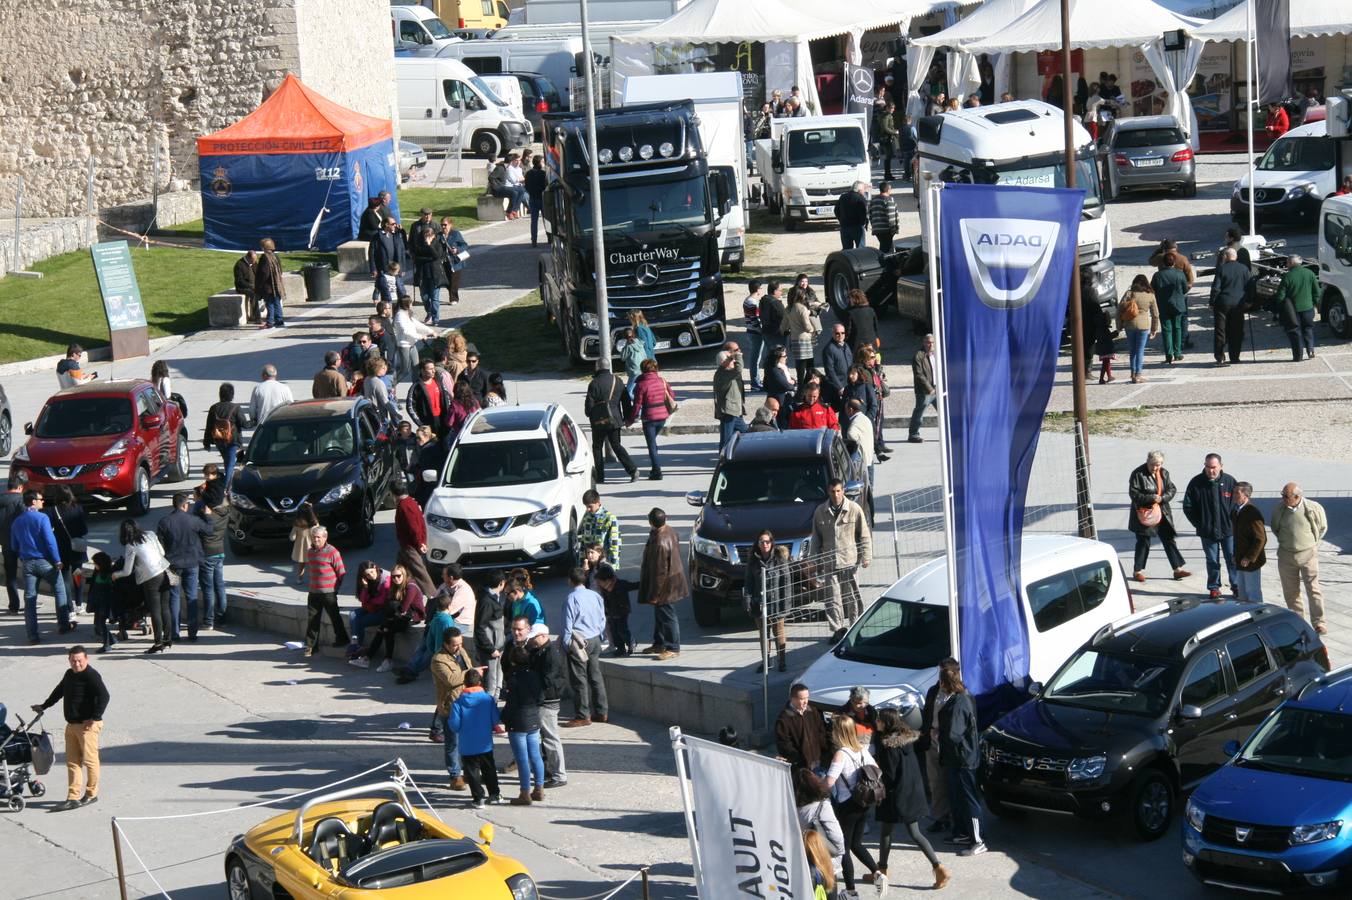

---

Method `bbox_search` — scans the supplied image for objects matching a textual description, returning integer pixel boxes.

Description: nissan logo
[636,262,661,287]
[58,467,71,477]
[280,498,294,508]
[1023,757,1035,771]
[484,520,499,531]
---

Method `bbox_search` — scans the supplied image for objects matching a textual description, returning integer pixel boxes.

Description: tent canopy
[962,0,1204,54]
[1195,0,1352,41]
[618,0,954,43]
[912,0,1037,47]
[198,73,391,155]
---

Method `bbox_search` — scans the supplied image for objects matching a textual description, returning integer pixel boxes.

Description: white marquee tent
[1194,0,1352,42]
[909,0,1037,116]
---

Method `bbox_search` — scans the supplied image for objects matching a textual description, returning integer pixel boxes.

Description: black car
[504,71,562,142]
[228,399,396,552]
[981,600,1329,841]
[684,428,871,627]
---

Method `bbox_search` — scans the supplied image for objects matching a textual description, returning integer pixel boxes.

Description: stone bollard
[336,240,370,275]
[476,193,508,222]
[207,292,246,327]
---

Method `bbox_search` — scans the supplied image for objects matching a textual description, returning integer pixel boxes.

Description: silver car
[1101,115,1196,199]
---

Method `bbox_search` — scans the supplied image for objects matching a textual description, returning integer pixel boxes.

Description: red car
[12,379,189,515]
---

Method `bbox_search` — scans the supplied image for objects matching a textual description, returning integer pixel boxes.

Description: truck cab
[755,115,871,231]
[391,5,462,56]
[1318,194,1352,338]
[538,100,726,363]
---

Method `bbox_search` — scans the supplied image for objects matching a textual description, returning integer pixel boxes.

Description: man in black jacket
[457,352,490,406]
[368,217,409,303]
[1182,453,1239,599]
[774,683,830,770]
[1209,247,1252,365]
[585,364,637,483]
[833,182,869,250]
[528,623,569,788]
[33,645,110,810]
[473,570,507,700]
[156,492,212,642]
[233,249,259,323]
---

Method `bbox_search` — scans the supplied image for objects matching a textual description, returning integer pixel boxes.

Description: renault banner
[673,730,812,900]
[936,183,1083,702]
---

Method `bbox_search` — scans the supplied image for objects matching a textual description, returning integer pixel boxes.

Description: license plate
[814,206,833,215]
[655,340,672,351]
[1135,157,1165,167]
[481,543,509,552]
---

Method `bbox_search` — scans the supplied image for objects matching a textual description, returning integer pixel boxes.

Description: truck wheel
[473,130,502,159]
[782,209,797,232]
[560,309,584,367]
[693,592,722,628]
[825,260,862,313]
[1324,290,1350,338]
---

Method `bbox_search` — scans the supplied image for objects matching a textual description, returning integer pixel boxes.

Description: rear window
[1227,632,1273,688]
[1025,561,1113,633]
[1113,127,1185,148]
[1263,620,1308,665]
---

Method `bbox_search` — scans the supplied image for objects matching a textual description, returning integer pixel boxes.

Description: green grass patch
[461,291,577,375]
[0,244,332,365]
[391,186,483,225]
[1043,407,1149,435]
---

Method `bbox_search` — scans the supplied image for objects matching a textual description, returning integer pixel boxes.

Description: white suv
[422,404,593,572]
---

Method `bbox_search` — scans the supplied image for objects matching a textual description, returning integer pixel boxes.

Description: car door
[442,77,485,151]
[1172,647,1239,787]
[135,388,167,475]
[357,408,389,499]
[1223,630,1286,740]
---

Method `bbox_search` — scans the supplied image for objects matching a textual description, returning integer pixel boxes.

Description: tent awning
[616,0,961,44]
[961,0,1204,54]
[1194,0,1352,41]
[198,74,392,156]
[912,0,1037,47]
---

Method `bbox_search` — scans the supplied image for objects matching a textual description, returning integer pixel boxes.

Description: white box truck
[754,114,871,231]
[394,57,533,158]
[621,72,749,272]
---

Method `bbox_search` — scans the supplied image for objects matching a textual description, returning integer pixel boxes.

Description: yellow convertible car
[224,781,537,898]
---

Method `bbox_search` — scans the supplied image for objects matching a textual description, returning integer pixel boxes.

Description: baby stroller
[0,703,54,811]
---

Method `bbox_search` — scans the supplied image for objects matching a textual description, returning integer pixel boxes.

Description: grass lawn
[461,291,578,375]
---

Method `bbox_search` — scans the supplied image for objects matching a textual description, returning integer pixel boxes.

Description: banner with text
[844,63,876,140]
[937,183,1082,702]
[681,734,812,900]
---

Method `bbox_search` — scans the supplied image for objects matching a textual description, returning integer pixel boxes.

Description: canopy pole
[1246,0,1257,238]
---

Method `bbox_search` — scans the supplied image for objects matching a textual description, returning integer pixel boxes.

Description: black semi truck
[538,100,728,364]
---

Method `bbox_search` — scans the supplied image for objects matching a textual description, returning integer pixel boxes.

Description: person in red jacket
[393,480,435,597]
[787,383,841,432]
[1265,102,1290,138]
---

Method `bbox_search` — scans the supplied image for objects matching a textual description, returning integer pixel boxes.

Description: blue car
[1182,664,1352,894]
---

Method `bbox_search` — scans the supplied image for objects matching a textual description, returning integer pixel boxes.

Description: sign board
[844,63,876,140]
[90,240,150,360]
[652,41,766,113]
[1188,46,1233,132]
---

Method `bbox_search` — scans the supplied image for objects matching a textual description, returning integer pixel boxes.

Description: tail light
[1114,153,1129,167]
[457,17,466,27]
[1171,148,1194,162]
[536,100,549,113]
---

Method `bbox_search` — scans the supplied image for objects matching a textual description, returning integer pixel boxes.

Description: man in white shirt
[250,364,293,425]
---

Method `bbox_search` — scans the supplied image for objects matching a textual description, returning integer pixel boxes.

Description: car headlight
[318,482,354,505]
[427,512,456,531]
[693,535,727,560]
[579,312,599,331]
[695,297,720,321]
[13,445,28,462]
[1290,821,1343,845]
[1094,267,1116,292]
[231,493,259,511]
[1067,755,1107,781]
[1232,184,1242,198]
[1185,798,1205,832]
[1288,182,1317,197]
[100,459,125,479]
[103,437,130,458]
[506,874,539,900]
[528,504,562,527]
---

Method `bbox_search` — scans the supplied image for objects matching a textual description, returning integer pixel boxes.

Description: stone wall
[0,0,396,221]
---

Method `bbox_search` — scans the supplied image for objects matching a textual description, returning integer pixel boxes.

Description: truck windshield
[423,17,454,40]
[973,155,1103,207]
[576,175,709,233]
[1258,136,1334,172]
[786,128,866,167]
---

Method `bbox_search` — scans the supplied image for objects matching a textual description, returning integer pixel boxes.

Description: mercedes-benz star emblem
[636,262,661,287]
[851,67,873,95]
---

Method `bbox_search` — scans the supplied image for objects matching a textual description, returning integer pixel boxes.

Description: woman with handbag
[1128,450,1191,582]
[362,563,425,673]
[856,345,890,456]
[626,358,677,481]
[1119,274,1160,384]
[822,714,882,893]
[113,518,173,653]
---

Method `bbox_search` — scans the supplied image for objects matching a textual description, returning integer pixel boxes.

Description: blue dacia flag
[937,182,1083,703]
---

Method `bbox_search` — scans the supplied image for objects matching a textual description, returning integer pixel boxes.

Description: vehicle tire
[782,211,797,232]
[28,781,44,797]
[825,259,862,313]
[473,130,502,160]
[692,592,722,628]
[1324,289,1350,338]
[1182,179,1197,198]
[357,499,376,549]
[0,411,10,457]
[983,789,1021,819]
[226,857,251,900]
[127,467,152,517]
[7,795,24,812]
[561,308,584,367]
[550,514,578,576]
[228,537,254,557]
[1128,769,1173,841]
[729,260,742,274]
[168,431,191,482]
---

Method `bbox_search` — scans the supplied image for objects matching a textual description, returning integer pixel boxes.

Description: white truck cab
[755,114,871,231]
[391,5,462,56]
[916,100,1117,310]
[1317,193,1352,339]
[394,57,533,158]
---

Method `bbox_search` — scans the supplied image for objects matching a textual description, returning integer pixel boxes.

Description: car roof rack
[1295,663,1352,701]
[1091,598,1190,646]
[1181,610,1256,656]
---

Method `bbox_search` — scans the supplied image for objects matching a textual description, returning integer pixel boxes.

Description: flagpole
[922,175,960,664]
[1246,0,1258,238]
[668,727,706,888]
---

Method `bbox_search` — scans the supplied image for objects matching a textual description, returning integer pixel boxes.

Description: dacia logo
[958,218,1061,310]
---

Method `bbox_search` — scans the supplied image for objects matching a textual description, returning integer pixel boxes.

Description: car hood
[1236,169,1325,191]
[799,648,939,711]
[696,501,815,544]
[427,484,560,518]
[1192,763,1352,825]
[22,434,129,466]
[986,698,1158,756]
[233,459,356,499]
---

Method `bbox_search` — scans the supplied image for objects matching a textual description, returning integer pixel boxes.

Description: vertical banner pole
[922,176,960,662]
[1246,0,1257,238]
[111,819,130,900]
[668,727,706,891]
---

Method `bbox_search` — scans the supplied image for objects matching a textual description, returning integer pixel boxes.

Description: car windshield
[709,460,829,506]
[424,16,454,39]
[973,155,1103,207]
[445,439,557,488]
[1258,136,1334,171]
[1237,708,1352,782]
[1043,649,1177,716]
[1114,127,1185,148]
[786,127,866,167]
[35,397,133,438]
[249,419,355,465]
[576,175,710,234]
[836,597,951,669]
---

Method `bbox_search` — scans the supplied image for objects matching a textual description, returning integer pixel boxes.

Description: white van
[1318,194,1352,339]
[1232,120,1338,230]
[798,535,1134,715]
[391,6,462,56]
[439,36,584,108]
[477,73,525,122]
[394,57,533,158]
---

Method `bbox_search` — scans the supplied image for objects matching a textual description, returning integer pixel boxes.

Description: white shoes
[874,871,888,895]
[348,657,370,669]
[376,659,393,673]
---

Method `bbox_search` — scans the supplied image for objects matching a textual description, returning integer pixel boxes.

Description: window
[481,0,494,15]
[496,0,510,17]
[1026,561,1114,633]
[1227,633,1273,688]
[443,79,482,110]
[462,56,503,76]
[1113,127,1186,148]
[1258,136,1335,172]
[445,439,557,487]
[518,77,538,101]
[1263,620,1307,666]
[136,390,160,416]
[36,397,133,438]
[837,597,951,669]
[555,420,577,462]
[1180,650,1226,709]
[709,460,829,507]
[1324,212,1352,266]
[1043,649,1175,716]
[357,412,375,448]
[399,21,428,44]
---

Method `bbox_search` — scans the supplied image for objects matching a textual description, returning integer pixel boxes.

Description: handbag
[53,508,87,558]
[588,376,617,428]
[663,380,679,414]
[1135,468,1163,528]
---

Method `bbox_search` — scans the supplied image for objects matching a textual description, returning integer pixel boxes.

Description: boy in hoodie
[448,668,503,807]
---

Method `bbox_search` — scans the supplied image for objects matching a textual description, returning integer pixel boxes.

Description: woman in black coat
[1127,450,1190,582]
[412,228,450,324]
[42,483,87,618]
[873,707,948,890]
[500,640,546,805]
[845,290,880,353]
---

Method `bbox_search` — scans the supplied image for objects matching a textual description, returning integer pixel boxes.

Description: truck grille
[606,256,703,308]
[806,186,850,199]
[1077,242,1101,265]
[1201,816,1290,852]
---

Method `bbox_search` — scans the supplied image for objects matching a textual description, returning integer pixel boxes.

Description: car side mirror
[1223,739,1241,757]
[1027,681,1043,697]
[421,468,438,483]
[24,422,32,435]
[844,480,864,499]
[478,823,494,847]
[1179,704,1203,720]
[564,460,587,476]
[685,490,706,507]
[141,413,164,429]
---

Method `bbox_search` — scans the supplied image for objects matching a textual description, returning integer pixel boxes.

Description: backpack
[209,405,234,444]
[848,752,886,808]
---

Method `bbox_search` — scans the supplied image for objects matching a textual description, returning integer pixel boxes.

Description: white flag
[681,734,814,900]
